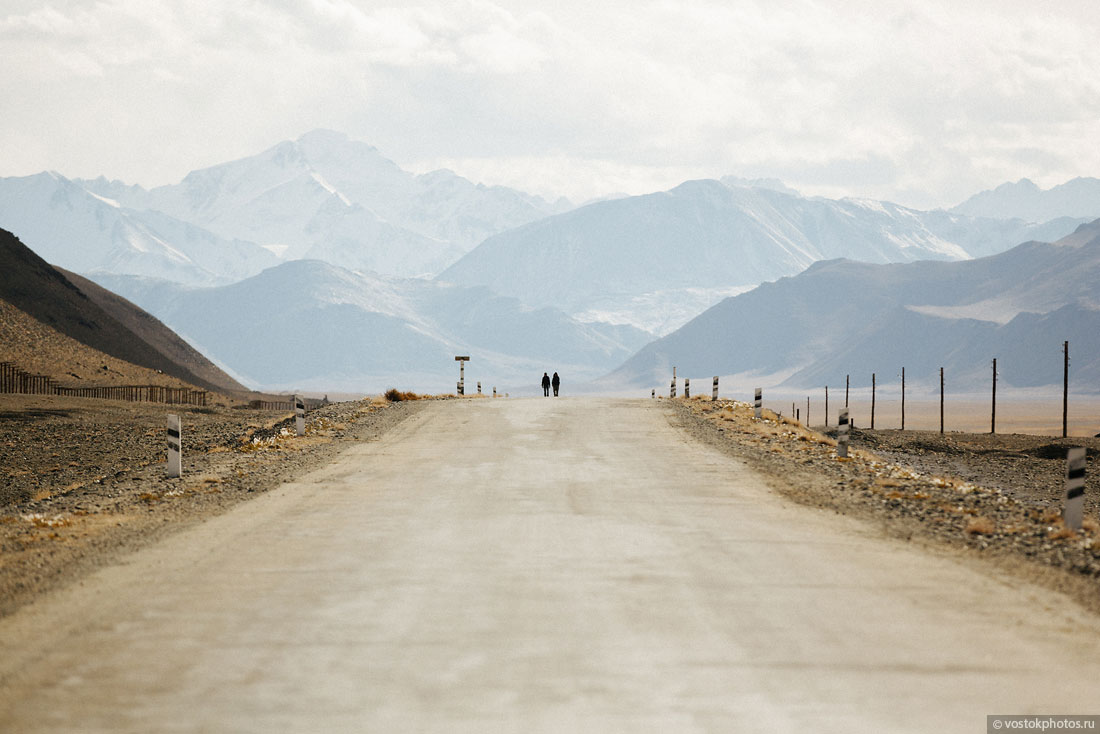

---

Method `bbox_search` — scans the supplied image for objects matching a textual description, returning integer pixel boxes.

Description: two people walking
[541,372,560,397]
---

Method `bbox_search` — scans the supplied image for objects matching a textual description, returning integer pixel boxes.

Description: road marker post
[455,355,469,395]
[754,388,762,419]
[166,414,182,478]
[670,367,677,398]
[295,395,305,436]
[477,381,482,395]
[684,378,690,398]
[837,409,850,458]
[1064,447,1086,531]
[712,376,719,401]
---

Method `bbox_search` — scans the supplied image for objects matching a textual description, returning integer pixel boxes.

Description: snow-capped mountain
[79,129,572,278]
[952,178,1100,223]
[90,260,649,392]
[439,178,1084,335]
[608,220,1100,392]
[0,172,277,285]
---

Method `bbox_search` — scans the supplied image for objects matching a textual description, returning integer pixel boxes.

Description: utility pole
[901,367,906,431]
[1063,341,1070,438]
[937,367,946,435]
[871,372,876,430]
[991,358,997,434]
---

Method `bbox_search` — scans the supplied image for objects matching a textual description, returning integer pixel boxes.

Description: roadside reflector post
[838,409,850,458]
[477,381,482,395]
[670,367,677,398]
[166,414,181,478]
[295,395,305,436]
[754,388,762,419]
[652,388,656,399]
[712,376,718,401]
[684,378,690,399]
[493,387,497,397]
[455,355,470,396]
[1064,447,1086,531]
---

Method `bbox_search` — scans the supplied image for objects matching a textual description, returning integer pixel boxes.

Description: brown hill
[0,227,247,395]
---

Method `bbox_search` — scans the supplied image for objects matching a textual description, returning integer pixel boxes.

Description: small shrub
[384,388,420,402]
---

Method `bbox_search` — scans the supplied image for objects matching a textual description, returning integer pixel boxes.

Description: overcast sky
[3,0,1099,209]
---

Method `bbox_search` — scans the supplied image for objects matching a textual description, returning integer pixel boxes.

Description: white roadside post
[493,387,497,398]
[166,414,182,478]
[295,395,305,437]
[651,388,656,399]
[754,388,763,419]
[684,378,690,399]
[712,376,719,401]
[1064,447,1087,531]
[455,355,470,395]
[670,367,677,398]
[477,381,482,395]
[838,409,850,458]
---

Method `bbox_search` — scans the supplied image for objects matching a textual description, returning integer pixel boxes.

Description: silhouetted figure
[541,372,551,397]
[552,372,560,397]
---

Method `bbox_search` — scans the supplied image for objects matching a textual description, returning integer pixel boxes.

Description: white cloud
[1,0,1099,208]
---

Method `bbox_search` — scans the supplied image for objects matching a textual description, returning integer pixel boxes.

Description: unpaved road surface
[2,398,1099,732]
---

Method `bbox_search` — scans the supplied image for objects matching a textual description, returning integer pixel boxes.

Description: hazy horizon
[3,1,1100,210]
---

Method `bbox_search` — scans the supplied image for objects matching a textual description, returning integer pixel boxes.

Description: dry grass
[384,388,422,402]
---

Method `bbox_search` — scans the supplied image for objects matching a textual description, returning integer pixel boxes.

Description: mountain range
[952,177,1100,223]
[78,129,571,278]
[609,220,1100,393]
[91,261,649,392]
[441,178,1085,334]
[4,130,1100,394]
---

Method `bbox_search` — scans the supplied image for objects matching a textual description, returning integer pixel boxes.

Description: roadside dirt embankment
[0,394,426,617]
[670,397,1100,614]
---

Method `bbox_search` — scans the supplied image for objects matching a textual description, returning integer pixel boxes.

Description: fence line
[1,361,207,406]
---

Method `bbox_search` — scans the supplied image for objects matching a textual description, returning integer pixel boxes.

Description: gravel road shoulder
[668,397,1100,615]
[0,394,426,618]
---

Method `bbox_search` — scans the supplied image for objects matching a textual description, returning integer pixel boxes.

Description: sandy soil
[670,397,1100,614]
[0,393,426,617]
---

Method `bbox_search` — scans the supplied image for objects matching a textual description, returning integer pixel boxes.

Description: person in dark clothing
[551,372,560,397]
[541,372,551,397]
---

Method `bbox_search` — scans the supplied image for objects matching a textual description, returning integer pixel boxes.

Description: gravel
[668,397,1100,615]
[0,394,425,617]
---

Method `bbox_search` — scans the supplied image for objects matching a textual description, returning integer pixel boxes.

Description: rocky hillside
[0,227,247,395]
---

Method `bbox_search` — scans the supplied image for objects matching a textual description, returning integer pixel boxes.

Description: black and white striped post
[493,387,497,398]
[166,414,181,478]
[670,367,677,398]
[295,395,305,436]
[455,355,469,395]
[477,381,482,395]
[684,378,690,399]
[754,388,762,419]
[1064,447,1086,531]
[837,409,850,458]
[652,388,656,399]
[712,376,719,401]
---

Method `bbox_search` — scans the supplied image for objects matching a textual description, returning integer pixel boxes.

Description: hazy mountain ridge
[608,220,1100,392]
[0,172,278,286]
[440,178,1086,335]
[952,177,1100,223]
[91,260,650,392]
[77,130,571,277]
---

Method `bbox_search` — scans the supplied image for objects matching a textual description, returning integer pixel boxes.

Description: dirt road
[2,398,1099,732]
